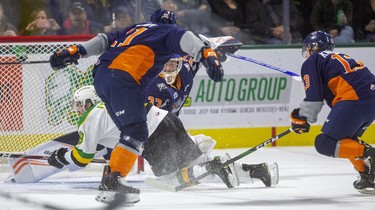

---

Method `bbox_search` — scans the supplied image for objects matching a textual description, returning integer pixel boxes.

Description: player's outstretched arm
[49,33,109,70]
[179,31,224,82]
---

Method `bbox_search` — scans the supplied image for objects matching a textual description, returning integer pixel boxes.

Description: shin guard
[337,138,365,172]
[109,145,137,177]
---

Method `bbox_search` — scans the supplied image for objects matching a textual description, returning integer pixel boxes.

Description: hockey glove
[290,108,310,134]
[49,45,87,71]
[201,48,224,82]
[48,148,70,169]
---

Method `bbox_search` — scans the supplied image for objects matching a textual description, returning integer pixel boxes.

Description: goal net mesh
[0,37,97,153]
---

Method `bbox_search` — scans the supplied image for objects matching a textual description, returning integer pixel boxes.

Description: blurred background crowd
[0,0,374,45]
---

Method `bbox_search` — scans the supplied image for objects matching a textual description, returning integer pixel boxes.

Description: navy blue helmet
[150,9,176,24]
[302,31,335,57]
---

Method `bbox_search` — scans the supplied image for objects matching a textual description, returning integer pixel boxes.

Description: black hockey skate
[363,146,375,183]
[205,156,238,188]
[242,163,272,187]
[95,165,140,205]
[354,172,375,195]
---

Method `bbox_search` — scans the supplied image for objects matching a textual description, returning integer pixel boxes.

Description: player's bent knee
[314,134,337,157]
[120,121,148,142]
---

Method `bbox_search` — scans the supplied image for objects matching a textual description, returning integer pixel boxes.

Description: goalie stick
[145,128,292,192]
[0,152,107,164]
[0,189,129,210]
[0,190,65,210]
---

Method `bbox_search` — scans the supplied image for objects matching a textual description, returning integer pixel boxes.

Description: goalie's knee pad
[315,134,338,157]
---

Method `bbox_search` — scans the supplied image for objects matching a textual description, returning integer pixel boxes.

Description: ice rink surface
[1,146,374,210]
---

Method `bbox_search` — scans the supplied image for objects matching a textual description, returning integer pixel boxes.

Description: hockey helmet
[150,9,176,24]
[302,31,335,58]
[160,54,182,84]
[73,85,101,112]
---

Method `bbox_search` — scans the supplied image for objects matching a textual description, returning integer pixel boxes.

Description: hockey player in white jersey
[7,85,279,205]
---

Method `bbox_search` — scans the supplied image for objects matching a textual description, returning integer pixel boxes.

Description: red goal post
[0,35,144,173]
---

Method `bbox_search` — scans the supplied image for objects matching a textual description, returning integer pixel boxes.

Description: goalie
[6,85,279,205]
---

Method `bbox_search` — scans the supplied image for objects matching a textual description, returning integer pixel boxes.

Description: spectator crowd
[0,0,374,44]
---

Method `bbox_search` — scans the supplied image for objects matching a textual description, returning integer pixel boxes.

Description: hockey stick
[198,34,301,81]
[145,128,292,192]
[226,53,302,81]
[0,60,50,65]
[0,190,66,210]
[0,152,107,164]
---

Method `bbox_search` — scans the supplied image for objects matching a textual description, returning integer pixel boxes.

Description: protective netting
[0,40,97,152]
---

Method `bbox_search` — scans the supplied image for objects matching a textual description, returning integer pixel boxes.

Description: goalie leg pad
[191,134,216,155]
[143,112,202,176]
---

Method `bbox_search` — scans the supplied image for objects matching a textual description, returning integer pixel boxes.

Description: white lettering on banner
[191,74,291,105]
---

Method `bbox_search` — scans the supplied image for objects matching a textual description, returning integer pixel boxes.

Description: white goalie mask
[73,85,101,112]
[159,54,182,84]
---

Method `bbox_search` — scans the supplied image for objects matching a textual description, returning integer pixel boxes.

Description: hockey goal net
[0,36,144,173]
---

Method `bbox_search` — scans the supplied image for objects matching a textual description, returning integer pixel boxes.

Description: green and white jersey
[66,102,168,167]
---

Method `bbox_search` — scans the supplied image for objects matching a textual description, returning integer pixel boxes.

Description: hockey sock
[176,165,214,185]
[109,145,137,177]
[337,138,365,172]
[176,167,197,185]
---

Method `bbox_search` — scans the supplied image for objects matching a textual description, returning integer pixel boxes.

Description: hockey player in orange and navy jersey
[290,31,375,194]
[49,9,224,204]
[146,54,198,115]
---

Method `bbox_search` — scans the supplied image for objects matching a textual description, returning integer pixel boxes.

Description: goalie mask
[159,54,182,84]
[73,85,101,113]
[302,30,335,58]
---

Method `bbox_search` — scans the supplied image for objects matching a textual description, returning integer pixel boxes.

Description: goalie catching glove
[290,108,310,134]
[201,47,224,82]
[49,45,87,70]
[48,148,70,169]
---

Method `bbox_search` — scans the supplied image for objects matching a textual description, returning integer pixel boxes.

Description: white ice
[1,147,374,210]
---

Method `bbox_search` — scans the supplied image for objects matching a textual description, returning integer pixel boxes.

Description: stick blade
[292,75,302,81]
[144,177,178,192]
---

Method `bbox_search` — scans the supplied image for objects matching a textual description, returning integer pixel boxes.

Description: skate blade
[358,188,375,195]
[95,191,140,205]
[144,177,178,192]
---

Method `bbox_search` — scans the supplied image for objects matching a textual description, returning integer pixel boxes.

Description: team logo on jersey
[157,83,167,91]
[371,84,375,91]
